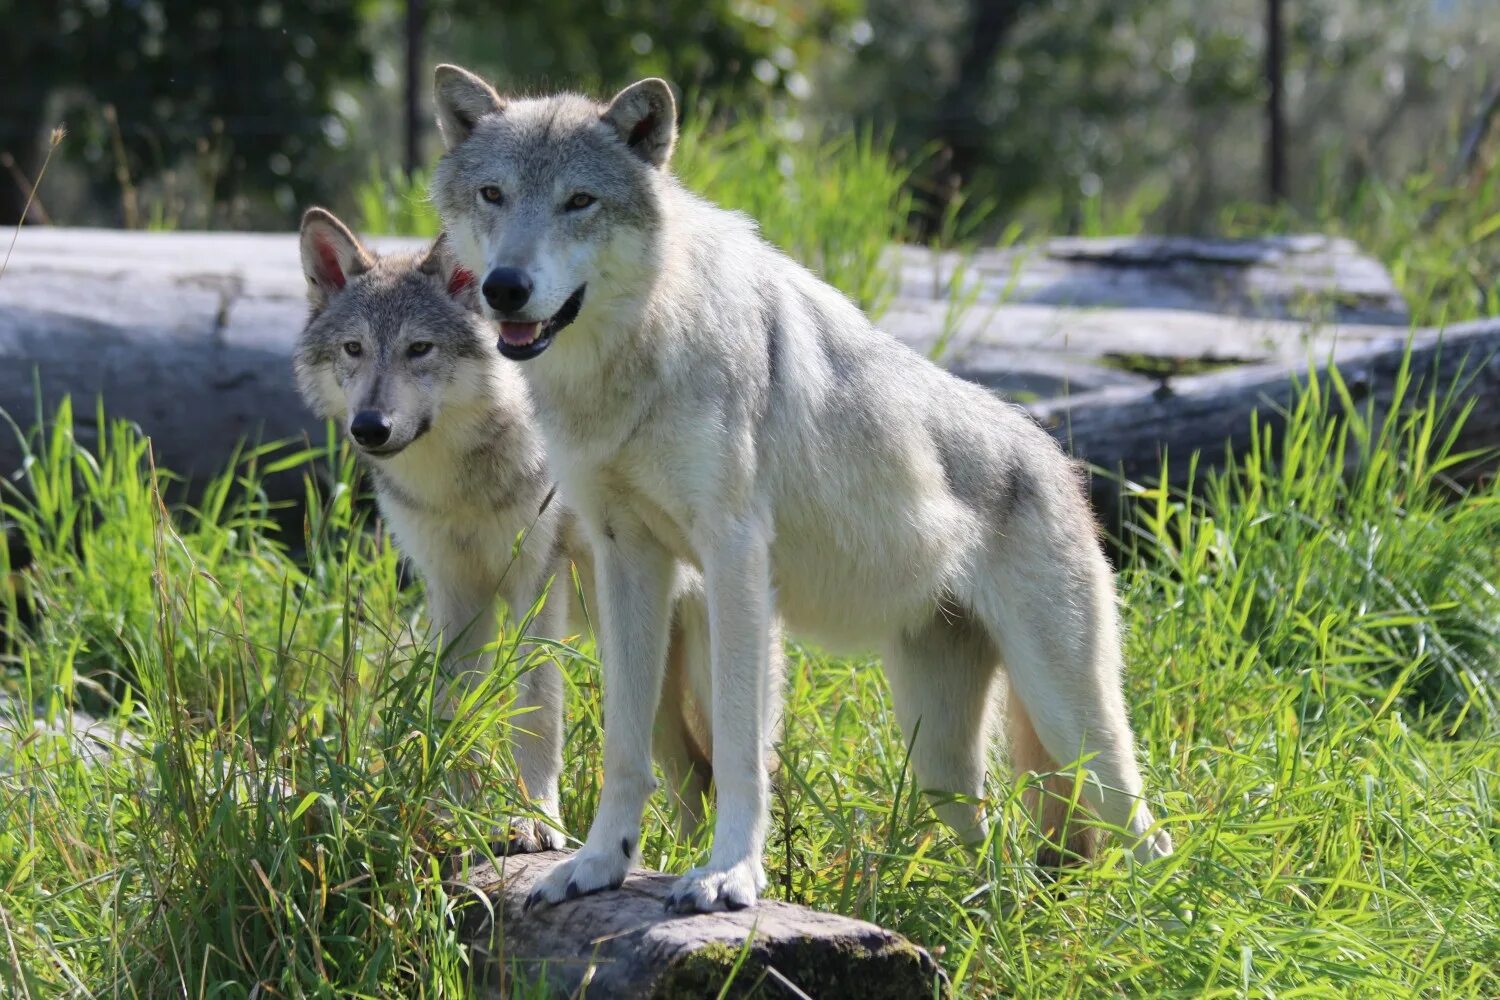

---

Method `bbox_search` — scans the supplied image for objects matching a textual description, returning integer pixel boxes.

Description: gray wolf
[293,208,717,848]
[430,65,1175,912]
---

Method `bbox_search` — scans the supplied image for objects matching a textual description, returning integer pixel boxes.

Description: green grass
[2,342,1497,996]
[355,158,441,240]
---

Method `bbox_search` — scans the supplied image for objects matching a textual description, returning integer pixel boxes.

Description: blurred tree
[832,0,1495,234]
[1266,0,1286,201]
[372,0,862,194]
[922,0,1043,234]
[0,0,368,226]
[427,0,858,108]
[834,0,1261,231]
[5,0,1494,234]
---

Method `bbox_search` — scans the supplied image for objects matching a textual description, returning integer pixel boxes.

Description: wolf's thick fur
[293,210,716,847]
[431,66,1174,912]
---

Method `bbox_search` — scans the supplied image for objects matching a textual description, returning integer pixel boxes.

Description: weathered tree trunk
[920,0,1038,236]
[404,0,427,177]
[0,229,426,515]
[455,851,949,999]
[1265,0,1288,202]
[1030,319,1500,538]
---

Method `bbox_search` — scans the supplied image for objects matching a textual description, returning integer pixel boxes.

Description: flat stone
[459,850,949,998]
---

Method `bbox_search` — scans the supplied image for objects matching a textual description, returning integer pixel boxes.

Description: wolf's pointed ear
[434,64,505,149]
[602,78,677,168]
[300,208,373,307]
[419,235,480,309]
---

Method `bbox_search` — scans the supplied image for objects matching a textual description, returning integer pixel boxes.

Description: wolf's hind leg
[653,596,713,840]
[971,540,1172,863]
[882,603,1003,845]
[1007,692,1098,866]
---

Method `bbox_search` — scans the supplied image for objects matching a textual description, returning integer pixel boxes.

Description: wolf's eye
[479,185,503,204]
[342,341,362,357]
[407,341,433,358]
[565,192,596,211]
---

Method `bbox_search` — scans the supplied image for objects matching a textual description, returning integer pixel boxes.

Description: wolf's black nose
[350,410,393,447]
[482,267,533,313]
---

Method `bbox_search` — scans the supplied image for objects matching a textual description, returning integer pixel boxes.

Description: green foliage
[429,0,860,108]
[355,159,440,237]
[834,0,1500,236]
[3,342,1496,995]
[676,118,913,313]
[1,409,566,996]
[9,0,1500,237]
[0,0,367,225]
[1126,356,1500,730]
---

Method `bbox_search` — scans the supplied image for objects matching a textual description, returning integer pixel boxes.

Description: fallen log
[454,850,949,999]
[888,234,1409,324]
[0,228,1414,505]
[1028,319,1500,537]
[0,229,424,515]
[2,229,1492,539]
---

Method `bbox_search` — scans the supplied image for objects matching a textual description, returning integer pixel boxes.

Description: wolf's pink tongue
[499,321,541,346]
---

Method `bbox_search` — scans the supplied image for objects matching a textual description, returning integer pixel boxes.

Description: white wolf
[430,65,1175,912]
[293,208,717,849]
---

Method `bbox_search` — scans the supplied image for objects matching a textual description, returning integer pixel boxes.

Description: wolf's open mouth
[497,284,586,361]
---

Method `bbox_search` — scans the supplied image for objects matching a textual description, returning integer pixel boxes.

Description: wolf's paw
[664,859,766,913]
[1132,828,1174,864]
[524,846,629,909]
[495,814,568,855]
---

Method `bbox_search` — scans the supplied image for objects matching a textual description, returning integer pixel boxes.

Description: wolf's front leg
[666,517,774,912]
[501,569,569,852]
[426,581,502,718]
[527,521,676,906]
[427,578,563,852]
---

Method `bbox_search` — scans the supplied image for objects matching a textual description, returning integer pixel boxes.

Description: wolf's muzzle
[496,284,586,361]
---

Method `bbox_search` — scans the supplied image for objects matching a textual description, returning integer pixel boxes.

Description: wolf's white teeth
[499,321,541,345]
